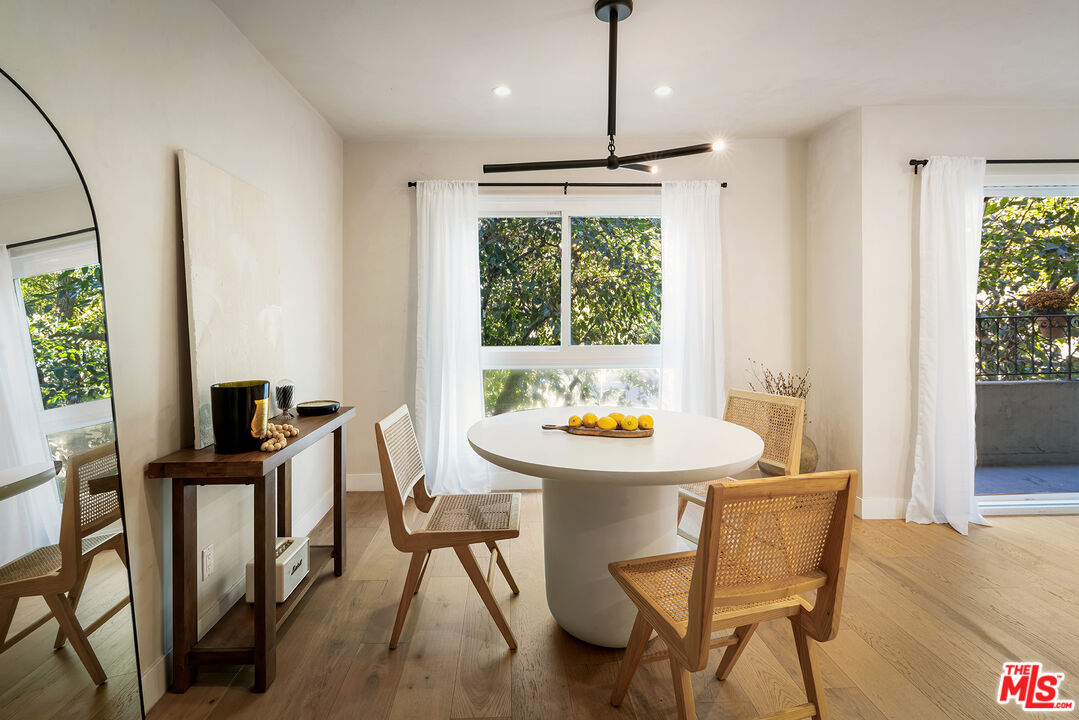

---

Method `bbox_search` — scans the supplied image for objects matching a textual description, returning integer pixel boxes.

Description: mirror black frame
[0,66,145,719]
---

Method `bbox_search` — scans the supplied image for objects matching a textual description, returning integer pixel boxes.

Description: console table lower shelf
[148,406,355,693]
[189,545,334,667]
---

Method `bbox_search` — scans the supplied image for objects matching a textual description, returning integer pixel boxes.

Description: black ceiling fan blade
[624,164,657,173]
[617,143,716,165]
[483,157,610,173]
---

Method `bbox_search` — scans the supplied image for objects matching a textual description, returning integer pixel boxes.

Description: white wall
[0,184,94,246]
[859,106,1079,515]
[0,0,343,709]
[805,111,864,492]
[343,137,807,481]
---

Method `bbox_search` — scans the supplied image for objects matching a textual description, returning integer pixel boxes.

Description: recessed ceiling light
[493,86,512,97]
[653,86,672,97]
[711,140,726,152]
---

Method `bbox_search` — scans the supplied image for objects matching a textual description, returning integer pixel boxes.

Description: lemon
[568,415,582,427]
[621,415,639,431]
[582,413,598,428]
[597,416,618,430]
[608,412,625,422]
[638,414,654,430]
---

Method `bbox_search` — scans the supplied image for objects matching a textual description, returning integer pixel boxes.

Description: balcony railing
[976,314,1078,381]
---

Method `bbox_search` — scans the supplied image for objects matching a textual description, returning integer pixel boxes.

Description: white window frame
[8,231,113,437]
[479,194,662,372]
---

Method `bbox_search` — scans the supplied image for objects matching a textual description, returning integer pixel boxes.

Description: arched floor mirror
[0,67,144,718]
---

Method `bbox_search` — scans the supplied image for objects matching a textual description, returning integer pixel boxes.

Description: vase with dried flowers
[1025,282,1078,340]
[746,360,818,474]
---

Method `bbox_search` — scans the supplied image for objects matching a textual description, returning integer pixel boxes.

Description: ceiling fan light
[711,140,726,152]
[649,165,658,174]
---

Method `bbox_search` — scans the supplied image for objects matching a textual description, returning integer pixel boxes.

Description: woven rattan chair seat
[0,533,118,586]
[422,493,520,534]
[615,552,802,625]
[678,480,726,501]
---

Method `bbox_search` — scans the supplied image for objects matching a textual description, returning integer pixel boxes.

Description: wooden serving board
[541,424,654,439]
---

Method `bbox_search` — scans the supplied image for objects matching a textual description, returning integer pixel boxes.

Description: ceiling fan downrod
[483,0,718,175]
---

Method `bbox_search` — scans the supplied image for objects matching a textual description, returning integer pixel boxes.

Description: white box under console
[245,536,309,604]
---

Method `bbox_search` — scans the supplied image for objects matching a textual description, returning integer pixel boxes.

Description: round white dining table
[467,406,764,648]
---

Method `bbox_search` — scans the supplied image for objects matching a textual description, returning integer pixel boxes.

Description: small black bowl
[296,400,341,416]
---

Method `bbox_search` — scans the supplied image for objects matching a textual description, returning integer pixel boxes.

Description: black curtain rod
[4,226,96,250]
[406,181,727,195]
[909,158,1079,175]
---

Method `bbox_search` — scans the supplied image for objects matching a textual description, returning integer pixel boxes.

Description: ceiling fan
[483,0,721,175]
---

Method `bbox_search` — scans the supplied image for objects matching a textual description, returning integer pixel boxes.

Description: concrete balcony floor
[975,464,1079,495]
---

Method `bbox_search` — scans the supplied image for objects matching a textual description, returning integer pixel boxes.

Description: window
[479,196,661,415]
[9,232,114,465]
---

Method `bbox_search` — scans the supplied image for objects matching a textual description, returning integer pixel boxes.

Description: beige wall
[805,110,864,491]
[859,105,1079,515]
[0,0,343,708]
[342,138,808,483]
[0,184,94,246]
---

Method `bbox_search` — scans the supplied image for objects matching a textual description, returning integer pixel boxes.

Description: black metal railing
[976,314,1078,381]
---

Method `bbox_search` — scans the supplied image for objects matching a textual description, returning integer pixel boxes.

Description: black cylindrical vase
[210,380,270,454]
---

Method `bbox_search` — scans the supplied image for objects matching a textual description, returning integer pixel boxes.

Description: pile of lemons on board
[567,411,654,432]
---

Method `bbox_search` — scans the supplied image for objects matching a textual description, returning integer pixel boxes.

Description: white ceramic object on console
[467,406,763,647]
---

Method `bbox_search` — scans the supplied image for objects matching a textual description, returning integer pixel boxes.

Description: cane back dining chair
[374,405,521,650]
[610,471,857,720]
[0,443,129,685]
[677,390,805,535]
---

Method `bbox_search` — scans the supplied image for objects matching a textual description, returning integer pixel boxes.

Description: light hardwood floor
[149,492,1079,720]
[0,550,142,720]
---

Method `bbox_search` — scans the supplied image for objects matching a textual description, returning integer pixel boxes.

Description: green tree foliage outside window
[19,265,112,409]
[483,368,659,417]
[979,196,1078,315]
[571,216,661,345]
[479,216,561,346]
[977,196,1079,380]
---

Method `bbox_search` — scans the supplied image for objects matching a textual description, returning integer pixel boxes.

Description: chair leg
[791,619,828,720]
[389,551,427,649]
[43,593,105,685]
[453,544,517,650]
[0,598,16,647]
[677,495,689,523]
[55,559,93,649]
[714,623,757,680]
[610,611,651,706]
[485,541,519,595]
[669,656,697,720]
[413,550,431,595]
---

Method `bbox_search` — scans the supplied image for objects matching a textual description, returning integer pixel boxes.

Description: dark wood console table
[148,406,356,692]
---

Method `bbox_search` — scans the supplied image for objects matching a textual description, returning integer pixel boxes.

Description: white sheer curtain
[906,156,988,535]
[414,180,489,494]
[0,245,59,565]
[659,180,725,416]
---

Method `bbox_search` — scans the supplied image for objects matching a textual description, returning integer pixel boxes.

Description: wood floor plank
[450,582,514,718]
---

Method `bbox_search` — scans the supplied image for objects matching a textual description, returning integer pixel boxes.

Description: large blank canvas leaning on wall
[179,150,283,449]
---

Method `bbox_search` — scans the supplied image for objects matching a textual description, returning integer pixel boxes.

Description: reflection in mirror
[0,70,143,718]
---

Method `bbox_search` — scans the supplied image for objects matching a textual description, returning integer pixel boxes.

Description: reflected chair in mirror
[374,404,521,650]
[609,471,857,720]
[677,390,805,541]
[52,442,129,651]
[0,444,129,685]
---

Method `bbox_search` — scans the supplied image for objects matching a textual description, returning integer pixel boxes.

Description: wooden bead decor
[259,422,300,452]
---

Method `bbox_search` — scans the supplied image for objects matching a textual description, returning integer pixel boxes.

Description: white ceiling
[218,0,1079,141]
[0,75,81,200]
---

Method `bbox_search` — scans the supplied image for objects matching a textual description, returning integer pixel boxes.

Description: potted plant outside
[1025,282,1078,340]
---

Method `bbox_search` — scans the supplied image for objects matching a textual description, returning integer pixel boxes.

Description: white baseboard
[141,652,168,712]
[348,473,381,491]
[295,487,334,536]
[198,574,247,639]
[856,496,908,520]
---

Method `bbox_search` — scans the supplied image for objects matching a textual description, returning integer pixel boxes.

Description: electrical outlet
[201,544,215,580]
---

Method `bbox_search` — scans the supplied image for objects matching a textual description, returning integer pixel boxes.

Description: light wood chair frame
[374,405,521,651]
[0,444,131,686]
[610,471,857,720]
[677,390,806,531]
[53,443,130,650]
